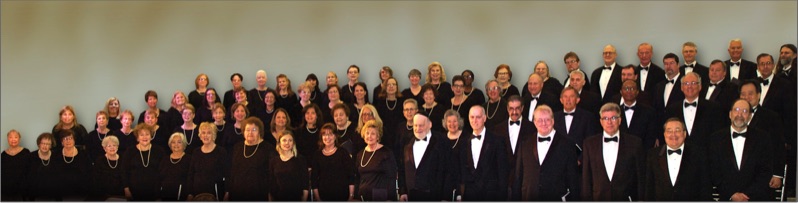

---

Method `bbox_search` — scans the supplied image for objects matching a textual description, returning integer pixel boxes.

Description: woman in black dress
[138,90,170,131]
[420,84,446,133]
[275,74,298,112]
[174,104,201,154]
[2,130,30,201]
[51,105,89,149]
[311,123,356,201]
[225,117,275,201]
[356,120,397,201]
[295,103,323,163]
[159,133,191,201]
[305,73,324,106]
[142,109,170,150]
[483,79,509,128]
[375,77,404,135]
[402,69,424,106]
[394,99,418,160]
[442,110,465,199]
[100,97,123,132]
[27,133,59,201]
[90,135,124,200]
[332,103,359,157]
[523,61,563,98]
[188,73,220,113]
[87,111,111,162]
[167,91,189,132]
[448,75,480,134]
[494,64,520,101]
[53,130,92,199]
[426,62,453,107]
[195,88,219,124]
[351,82,370,125]
[248,70,269,112]
[223,103,248,153]
[356,104,383,152]
[321,85,343,125]
[223,73,244,113]
[372,66,393,103]
[268,108,293,146]
[461,69,486,105]
[187,122,229,200]
[212,104,227,145]
[122,125,166,201]
[269,132,309,201]
[114,110,136,154]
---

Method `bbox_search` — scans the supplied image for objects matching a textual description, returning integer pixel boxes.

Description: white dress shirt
[621,99,636,128]
[684,61,697,74]
[563,109,575,134]
[599,62,616,98]
[664,73,680,106]
[683,99,698,135]
[704,81,719,100]
[508,119,521,154]
[639,63,650,91]
[413,131,431,168]
[757,73,773,104]
[537,130,555,165]
[667,144,684,186]
[471,128,486,169]
[603,131,620,181]
[731,127,747,170]
[527,93,541,121]
[729,59,741,80]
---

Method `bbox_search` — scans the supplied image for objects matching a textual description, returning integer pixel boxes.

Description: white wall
[2,1,795,149]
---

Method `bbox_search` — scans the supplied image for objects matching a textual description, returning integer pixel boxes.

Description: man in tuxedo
[522,73,561,122]
[709,99,774,201]
[725,39,758,85]
[776,43,797,198]
[398,114,448,201]
[591,44,624,103]
[457,105,509,201]
[492,95,534,189]
[553,87,599,153]
[701,60,739,112]
[665,72,723,147]
[680,42,710,85]
[739,80,787,193]
[777,44,797,84]
[653,53,685,114]
[581,103,645,201]
[644,118,713,201]
[618,80,659,149]
[757,53,791,114]
[512,104,580,201]
[568,70,601,114]
[615,64,652,106]
[562,51,591,91]
[637,43,665,95]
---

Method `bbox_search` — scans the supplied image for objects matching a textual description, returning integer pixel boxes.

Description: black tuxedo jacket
[577,89,602,114]
[665,99,723,147]
[563,69,591,91]
[609,91,652,111]
[553,107,599,151]
[491,119,535,194]
[644,143,713,201]
[459,130,509,200]
[398,131,448,201]
[652,75,685,114]
[511,132,580,201]
[724,59,758,85]
[749,106,786,178]
[699,80,739,113]
[521,91,561,122]
[760,75,790,114]
[680,63,710,85]
[638,63,666,94]
[590,64,624,103]
[618,102,659,149]
[709,128,774,201]
[581,133,645,201]
[777,58,797,84]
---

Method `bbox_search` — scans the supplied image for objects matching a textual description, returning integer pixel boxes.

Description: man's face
[621,68,637,82]
[739,84,760,107]
[533,111,554,136]
[507,100,523,121]
[620,81,639,103]
[569,73,585,91]
[663,58,679,78]
[600,110,621,135]
[637,45,652,65]
[663,121,686,149]
[527,74,543,95]
[728,41,743,60]
[603,46,617,65]
[413,115,431,138]
[256,72,267,87]
[469,107,486,133]
[780,47,796,65]
[757,56,775,78]
[730,100,751,129]
[681,74,701,100]
[559,89,580,111]
[565,57,580,72]
[682,45,697,63]
[708,62,726,83]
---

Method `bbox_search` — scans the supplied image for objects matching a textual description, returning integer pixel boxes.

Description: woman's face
[244,124,259,143]
[452,80,464,96]
[198,75,209,88]
[175,94,186,105]
[213,108,225,122]
[307,79,318,89]
[256,72,267,87]
[235,91,247,103]
[206,90,216,103]
[96,114,108,128]
[120,114,132,128]
[496,67,510,83]
[137,131,152,145]
[333,109,348,126]
[7,132,20,148]
[231,75,242,89]
[265,93,276,106]
[234,106,246,122]
[380,69,390,81]
[61,110,75,125]
[38,139,52,153]
[403,103,417,120]
[304,108,317,124]
[60,136,75,148]
[423,89,435,104]
[347,67,360,81]
[354,85,366,100]
[144,113,158,126]
[360,108,375,123]
[386,79,398,95]
[275,111,288,128]
[446,115,460,132]
[409,75,421,86]
[108,100,120,115]
[147,96,158,108]
[326,72,338,86]
[535,64,549,78]
[182,109,195,123]
[321,129,335,147]
[363,127,379,146]
[486,81,500,101]
[199,127,214,145]
[278,77,288,90]
[169,137,185,153]
[104,142,118,155]
[462,72,474,86]
[430,67,442,81]
[327,87,340,101]
[299,88,310,101]
[279,135,294,152]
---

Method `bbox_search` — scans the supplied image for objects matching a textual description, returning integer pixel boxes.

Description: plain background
[2,1,796,150]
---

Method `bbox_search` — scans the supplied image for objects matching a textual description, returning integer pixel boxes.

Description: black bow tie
[604,136,619,143]
[752,106,759,113]
[684,102,697,108]
[623,105,636,111]
[732,132,746,138]
[760,78,770,86]
[510,121,520,126]
[563,112,575,116]
[530,96,538,101]
[708,83,717,87]
[603,66,612,70]
[640,66,649,71]
[685,64,695,68]
[415,136,428,142]
[667,149,682,155]
[471,134,482,140]
[730,61,740,66]
[538,136,551,142]
[667,79,675,84]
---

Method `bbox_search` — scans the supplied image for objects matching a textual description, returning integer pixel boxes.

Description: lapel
[531,136,541,168]
[739,131,755,171]
[555,114,567,135]
[656,146,671,186]
[610,135,629,183]
[709,82,723,101]
[476,133,492,171]
[540,134,561,166]
[596,138,611,183]
[720,131,738,171]
[463,136,477,173]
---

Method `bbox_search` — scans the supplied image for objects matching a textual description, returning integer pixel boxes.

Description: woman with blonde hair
[100,97,123,132]
[52,105,89,148]
[187,122,228,201]
[274,74,297,112]
[426,61,454,107]
[268,132,309,201]
[167,91,188,130]
[355,120,397,201]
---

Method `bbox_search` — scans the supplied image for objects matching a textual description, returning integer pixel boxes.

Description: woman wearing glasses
[225,117,275,201]
[311,123,356,201]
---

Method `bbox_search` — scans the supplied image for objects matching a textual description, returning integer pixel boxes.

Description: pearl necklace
[256,88,266,102]
[385,99,397,111]
[39,151,51,166]
[106,154,119,169]
[451,94,468,114]
[310,90,317,101]
[183,127,196,145]
[234,127,242,135]
[97,129,108,142]
[486,99,501,119]
[337,127,349,139]
[406,124,412,130]
[139,145,152,167]
[243,141,261,158]
[63,148,76,164]
[359,147,377,168]
[170,153,184,164]
[500,87,509,97]
[423,103,436,117]
[322,147,337,155]
[306,126,318,134]
[216,122,225,132]
[450,136,461,149]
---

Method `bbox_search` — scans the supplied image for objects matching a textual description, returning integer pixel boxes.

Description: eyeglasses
[463,75,473,79]
[403,108,417,112]
[665,128,684,134]
[603,52,615,55]
[487,87,500,91]
[508,107,523,112]
[565,60,578,64]
[732,107,750,114]
[758,61,774,66]
[246,128,259,133]
[682,81,699,86]
[622,87,637,92]
[600,116,621,122]
[497,72,509,75]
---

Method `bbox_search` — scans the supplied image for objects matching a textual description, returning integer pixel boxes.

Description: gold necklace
[359,146,377,167]
[139,145,152,167]
[243,141,260,158]
[486,98,501,119]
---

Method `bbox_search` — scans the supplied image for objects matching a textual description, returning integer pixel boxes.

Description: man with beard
[776,44,797,83]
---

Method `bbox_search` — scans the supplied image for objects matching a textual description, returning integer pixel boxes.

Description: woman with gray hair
[442,109,465,200]
[159,132,191,201]
[90,135,124,200]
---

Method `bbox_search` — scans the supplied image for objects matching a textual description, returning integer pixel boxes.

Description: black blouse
[269,155,309,201]
[500,85,521,101]
[334,124,361,157]
[158,153,191,201]
[173,125,201,154]
[311,148,356,201]
[51,124,89,148]
[294,126,321,165]
[1,149,30,196]
[356,147,397,201]
[227,140,275,201]
[121,145,166,201]
[221,122,243,154]
[27,150,60,199]
[52,148,92,197]
[465,88,486,106]
[483,99,509,129]
[401,88,424,106]
[421,104,446,133]
[92,154,124,197]
[86,129,110,162]
[433,82,454,107]
[187,146,229,198]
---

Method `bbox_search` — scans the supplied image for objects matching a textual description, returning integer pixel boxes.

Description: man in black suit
[725,39,758,85]
[665,72,723,147]
[554,87,599,153]
[709,99,774,201]
[562,51,591,92]
[644,118,713,201]
[739,80,787,193]
[637,43,665,96]
[775,43,797,197]
[616,64,652,106]
[581,103,645,201]
[522,73,561,122]
[457,105,508,201]
[492,95,534,190]
[398,114,448,201]
[512,104,580,201]
[756,53,791,115]
[680,42,710,85]
[568,70,601,114]
[618,80,659,149]
[653,53,685,114]
[777,44,797,84]
[701,59,739,112]
[591,44,624,103]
